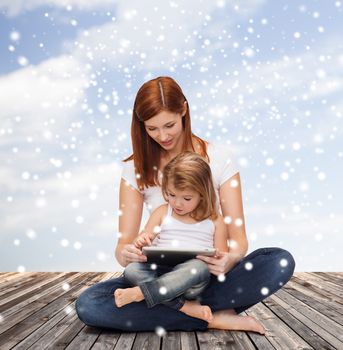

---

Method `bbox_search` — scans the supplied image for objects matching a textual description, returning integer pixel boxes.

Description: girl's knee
[124,262,144,282]
[190,259,210,279]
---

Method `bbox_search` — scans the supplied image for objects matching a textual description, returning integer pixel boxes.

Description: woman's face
[144,110,184,151]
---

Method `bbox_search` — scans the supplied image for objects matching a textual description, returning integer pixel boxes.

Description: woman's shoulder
[207,142,233,157]
[206,143,239,185]
[121,159,140,191]
[207,143,237,166]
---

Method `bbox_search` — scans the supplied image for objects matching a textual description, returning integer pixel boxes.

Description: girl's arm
[134,205,167,248]
[115,178,145,267]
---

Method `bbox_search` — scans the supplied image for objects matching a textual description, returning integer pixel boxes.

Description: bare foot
[114,287,144,307]
[244,316,266,334]
[180,300,213,322]
[208,310,265,334]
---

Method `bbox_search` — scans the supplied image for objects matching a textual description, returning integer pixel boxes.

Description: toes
[259,326,266,335]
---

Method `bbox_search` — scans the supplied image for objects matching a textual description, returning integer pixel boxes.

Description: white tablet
[142,246,216,266]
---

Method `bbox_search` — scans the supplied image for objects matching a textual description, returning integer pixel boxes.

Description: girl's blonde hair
[161,152,218,221]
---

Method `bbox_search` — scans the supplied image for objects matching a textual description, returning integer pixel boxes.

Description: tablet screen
[142,247,215,266]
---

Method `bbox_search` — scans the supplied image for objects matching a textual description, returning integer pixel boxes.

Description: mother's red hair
[125,76,208,189]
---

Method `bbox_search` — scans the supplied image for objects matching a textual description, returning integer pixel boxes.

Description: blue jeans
[76,247,295,331]
[124,259,210,309]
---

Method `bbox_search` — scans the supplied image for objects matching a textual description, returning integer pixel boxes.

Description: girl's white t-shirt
[153,204,215,249]
[121,143,239,214]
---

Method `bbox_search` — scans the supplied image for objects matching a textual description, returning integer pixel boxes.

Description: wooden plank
[265,294,336,350]
[284,281,343,323]
[27,310,84,350]
[246,331,276,350]
[295,273,343,299]
[311,272,343,286]
[289,275,343,306]
[285,279,343,313]
[0,272,99,349]
[276,288,343,340]
[0,272,68,310]
[131,331,161,350]
[1,272,76,318]
[11,273,116,350]
[91,330,121,350]
[180,332,198,350]
[197,329,235,350]
[113,333,136,350]
[2,272,343,350]
[246,302,313,349]
[161,331,181,350]
[271,290,343,349]
[0,272,24,283]
[61,325,99,350]
[13,303,87,350]
[0,272,53,301]
[0,272,17,278]
[0,272,82,335]
[326,272,343,280]
[230,331,257,350]
[0,272,38,293]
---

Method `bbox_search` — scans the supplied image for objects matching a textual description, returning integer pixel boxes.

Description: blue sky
[0,0,342,272]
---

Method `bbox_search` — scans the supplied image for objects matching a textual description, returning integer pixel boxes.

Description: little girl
[114,152,265,333]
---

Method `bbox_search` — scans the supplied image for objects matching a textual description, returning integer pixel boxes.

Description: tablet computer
[142,246,216,266]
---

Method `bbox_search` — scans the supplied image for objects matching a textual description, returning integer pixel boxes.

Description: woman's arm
[197,173,248,275]
[213,215,229,253]
[219,173,248,260]
[115,178,145,267]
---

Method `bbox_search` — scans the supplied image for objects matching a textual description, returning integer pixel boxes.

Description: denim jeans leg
[200,247,295,312]
[183,279,210,300]
[140,259,210,308]
[76,276,208,331]
[76,247,295,331]
[123,262,159,286]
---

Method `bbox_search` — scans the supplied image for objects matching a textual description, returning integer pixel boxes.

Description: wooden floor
[0,272,342,350]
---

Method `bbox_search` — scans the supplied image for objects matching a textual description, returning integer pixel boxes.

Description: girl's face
[144,110,184,152]
[166,183,201,216]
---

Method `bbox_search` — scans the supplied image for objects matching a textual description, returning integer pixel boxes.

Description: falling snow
[0,0,342,272]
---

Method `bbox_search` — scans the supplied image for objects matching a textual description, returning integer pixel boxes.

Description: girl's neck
[171,210,198,224]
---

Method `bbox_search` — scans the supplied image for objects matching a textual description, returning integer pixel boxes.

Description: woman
[76,76,295,331]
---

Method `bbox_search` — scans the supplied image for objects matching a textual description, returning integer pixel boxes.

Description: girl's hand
[133,232,156,248]
[196,250,233,276]
[121,244,147,265]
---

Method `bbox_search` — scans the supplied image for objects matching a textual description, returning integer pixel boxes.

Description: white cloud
[69,0,266,71]
[1,162,121,233]
[0,55,88,145]
[0,0,116,17]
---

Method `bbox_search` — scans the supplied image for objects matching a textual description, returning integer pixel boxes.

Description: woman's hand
[196,250,240,276]
[120,244,147,266]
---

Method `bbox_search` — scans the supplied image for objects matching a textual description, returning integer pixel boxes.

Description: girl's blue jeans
[124,259,210,309]
[76,247,295,331]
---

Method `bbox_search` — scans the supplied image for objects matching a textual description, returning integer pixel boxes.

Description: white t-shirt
[154,204,215,249]
[121,143,239,214]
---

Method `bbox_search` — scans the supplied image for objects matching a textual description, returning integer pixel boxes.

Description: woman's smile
[160,139,173,147]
